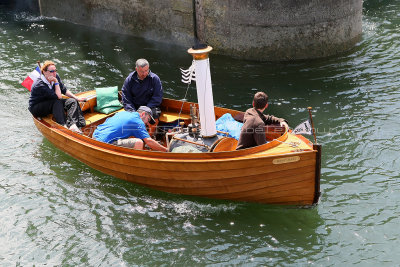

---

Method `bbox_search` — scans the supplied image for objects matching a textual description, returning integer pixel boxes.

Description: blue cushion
[215,113,243,140]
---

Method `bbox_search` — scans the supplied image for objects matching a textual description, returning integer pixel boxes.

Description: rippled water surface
[1,1,400,265]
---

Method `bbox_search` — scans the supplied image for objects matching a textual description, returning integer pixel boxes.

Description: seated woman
[28,61,86,133]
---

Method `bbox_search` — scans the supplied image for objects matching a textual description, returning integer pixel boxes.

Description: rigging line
[178,80,192,122]
[274,138,301,148]
[178,60,195,123]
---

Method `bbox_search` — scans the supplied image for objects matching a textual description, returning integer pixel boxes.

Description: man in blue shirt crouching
[93,106,167,152]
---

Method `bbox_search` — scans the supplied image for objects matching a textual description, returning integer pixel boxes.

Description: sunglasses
[48,69,57,73]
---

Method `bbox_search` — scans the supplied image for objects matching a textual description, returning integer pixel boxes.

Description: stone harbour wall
[38,0,363,61]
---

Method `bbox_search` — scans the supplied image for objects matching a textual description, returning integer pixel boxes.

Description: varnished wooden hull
[33,98,321,206]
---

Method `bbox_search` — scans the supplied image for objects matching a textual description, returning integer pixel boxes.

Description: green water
[1,1,400,265]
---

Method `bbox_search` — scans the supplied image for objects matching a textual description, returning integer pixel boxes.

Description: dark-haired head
[253,92,268,109]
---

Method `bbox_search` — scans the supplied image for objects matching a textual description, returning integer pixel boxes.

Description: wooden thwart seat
[83,109,122,125]
[83,108,191,126]
[159,111,191,123]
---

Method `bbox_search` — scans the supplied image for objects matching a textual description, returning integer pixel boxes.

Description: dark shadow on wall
[0,0,39,14]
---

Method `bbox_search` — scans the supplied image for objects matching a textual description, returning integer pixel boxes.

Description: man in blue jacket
[121,58,163,117]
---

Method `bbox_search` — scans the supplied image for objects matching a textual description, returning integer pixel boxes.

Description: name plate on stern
[272,156,300,165]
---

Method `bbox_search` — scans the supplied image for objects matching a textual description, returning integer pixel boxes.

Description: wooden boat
[31,46,321,206]
[33,89,321,206]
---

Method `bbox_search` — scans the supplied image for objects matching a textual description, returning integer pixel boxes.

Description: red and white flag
[21,66,41,91]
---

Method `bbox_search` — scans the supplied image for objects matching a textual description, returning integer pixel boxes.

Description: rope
[178,60,196,123]
[177,82,192,123]
[274,138,301,148]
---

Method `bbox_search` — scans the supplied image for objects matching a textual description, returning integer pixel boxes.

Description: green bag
[94,86,123,114]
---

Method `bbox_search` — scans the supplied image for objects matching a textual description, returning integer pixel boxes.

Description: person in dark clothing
[236,92,289,150]
[121,58,163,117]
[28,60,86,133]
